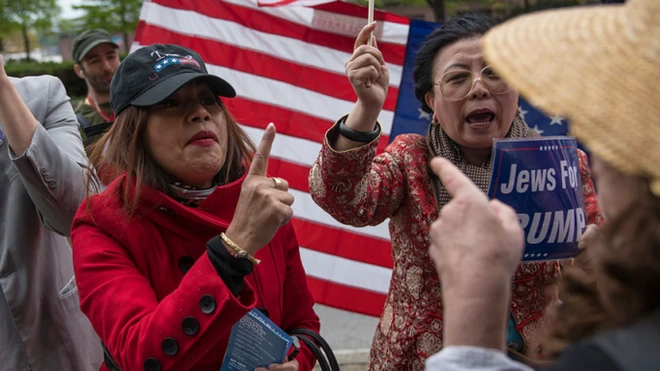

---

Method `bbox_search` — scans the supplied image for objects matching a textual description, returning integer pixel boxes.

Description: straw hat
[482,0,660,194]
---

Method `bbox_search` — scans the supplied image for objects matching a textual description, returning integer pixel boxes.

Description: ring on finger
[272,177,283,189]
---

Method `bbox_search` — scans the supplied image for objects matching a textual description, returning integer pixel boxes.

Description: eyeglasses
[433,65,512,102]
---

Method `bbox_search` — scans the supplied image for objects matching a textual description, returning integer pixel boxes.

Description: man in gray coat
[0,58,102,369]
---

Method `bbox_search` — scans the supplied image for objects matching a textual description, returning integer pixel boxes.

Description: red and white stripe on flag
[134,0,410,317]
[257,0,334,7]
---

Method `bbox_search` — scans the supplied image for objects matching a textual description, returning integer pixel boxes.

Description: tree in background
[0,0,59,60]
[73,0,143,52]
[503,0,599,20]
[352,0,604,23]
[352,0,512,22]
[0,0,16,52]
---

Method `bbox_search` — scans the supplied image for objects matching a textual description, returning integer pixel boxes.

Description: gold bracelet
[219,233,261,265]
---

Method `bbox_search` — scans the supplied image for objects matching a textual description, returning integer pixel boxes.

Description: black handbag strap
[102,342,122,371]
[294,335,331,371]
[101,328,336,371]
[288,328,340,371]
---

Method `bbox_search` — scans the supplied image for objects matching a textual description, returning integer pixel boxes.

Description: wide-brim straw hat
[482,0,660,194]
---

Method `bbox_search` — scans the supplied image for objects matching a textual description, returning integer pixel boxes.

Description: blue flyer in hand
[487,137,586,261]
[220,308,294,371]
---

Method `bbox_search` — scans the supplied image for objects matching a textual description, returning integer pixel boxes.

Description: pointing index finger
[430,157,489,203]
[249,123,275,176]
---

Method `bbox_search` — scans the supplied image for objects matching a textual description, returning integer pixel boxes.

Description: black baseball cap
[72,29,119,63]
[109,44,236,116]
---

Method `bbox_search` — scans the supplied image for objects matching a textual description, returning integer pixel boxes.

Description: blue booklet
[220,308,294,371]
[487,137,586,261]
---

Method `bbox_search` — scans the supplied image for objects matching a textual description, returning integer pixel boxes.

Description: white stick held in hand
[365,0,375,88]
[367,0,374,46]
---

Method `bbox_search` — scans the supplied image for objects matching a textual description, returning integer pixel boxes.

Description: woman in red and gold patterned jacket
[309,14,603,371]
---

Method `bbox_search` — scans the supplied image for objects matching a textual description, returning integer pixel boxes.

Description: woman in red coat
[71,44,320,371]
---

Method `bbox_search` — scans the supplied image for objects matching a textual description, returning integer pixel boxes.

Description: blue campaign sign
[487,137,586,261]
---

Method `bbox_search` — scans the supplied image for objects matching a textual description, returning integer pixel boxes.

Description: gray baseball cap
[72,29,119,63]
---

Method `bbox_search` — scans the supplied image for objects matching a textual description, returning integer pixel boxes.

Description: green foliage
[5,60,86,98]
[72,0,142,36]
[351,0,427,6]
[5,53,128,99]
[58,18,84,35]
[349,0,503,22]
[349,0,586,22]
[0,0,19,36]
[502,0,582,19]
[0,0,60,56]
[1,0,60,32]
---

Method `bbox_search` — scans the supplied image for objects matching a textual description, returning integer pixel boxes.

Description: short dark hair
[413,12,496,113]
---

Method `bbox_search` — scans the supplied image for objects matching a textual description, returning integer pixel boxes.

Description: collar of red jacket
[104,170,248,230]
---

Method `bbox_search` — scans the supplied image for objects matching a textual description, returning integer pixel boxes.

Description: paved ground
[313,363,368,371]
[310,304,380,370]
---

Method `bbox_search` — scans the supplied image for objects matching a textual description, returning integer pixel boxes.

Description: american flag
[133,0,569,317]
[256,0,335,7]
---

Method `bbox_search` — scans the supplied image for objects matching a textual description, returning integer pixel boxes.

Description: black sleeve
[543,342,623,371]
[206,235,254,297]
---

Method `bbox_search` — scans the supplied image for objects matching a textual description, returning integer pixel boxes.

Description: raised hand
[428,157,525,287]
[225,123,295,256]
[345,22,389,112]
[429,158,526,350]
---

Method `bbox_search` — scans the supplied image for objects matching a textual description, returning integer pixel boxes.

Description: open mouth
[465,109,496,128]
